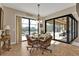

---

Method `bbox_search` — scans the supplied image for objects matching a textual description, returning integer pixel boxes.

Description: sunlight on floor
[51,40,61,45]
[22,36,27,41]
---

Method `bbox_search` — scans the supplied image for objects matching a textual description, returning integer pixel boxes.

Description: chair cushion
[39,33,52,41]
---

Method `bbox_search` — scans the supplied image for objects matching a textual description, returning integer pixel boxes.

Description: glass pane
[46,20,53,38]
[69,17,72,42]
[55,17,67,42]
[75,20,76,38]
[73,19,75,39]
[30,20,38,35]
[22,18,29,24]
[76,21,78,37]
[21,18,29,41]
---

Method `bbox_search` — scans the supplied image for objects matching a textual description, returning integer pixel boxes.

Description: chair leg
[42,49,44,54]
[42,51,44,54]
[41,47,52,54]
[41,48,45,54]
[27,47,28,50]
[30,49,31,53]
[0,41,1,55]
[50,50,52,53]
[27,45,33,50]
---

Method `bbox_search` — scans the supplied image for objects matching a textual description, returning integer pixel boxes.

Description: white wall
[2,6,36,44]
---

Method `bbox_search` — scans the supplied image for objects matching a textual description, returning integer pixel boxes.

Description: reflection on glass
[55,17,67,42]
[75,20,76,38]
[46,20,54,38]
[30,20,38,35]
[76,21,78,37]
[21,18,29,41]
[73,19,75,39]
[22,18,29,35]
[46,14,78,43]
[69,17,72,42]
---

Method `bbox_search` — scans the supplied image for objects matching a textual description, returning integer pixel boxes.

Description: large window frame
[22,17,38,35]
[45,14,78,44]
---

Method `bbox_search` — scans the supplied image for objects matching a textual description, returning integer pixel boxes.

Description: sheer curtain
[16,16,22,43]
[0,8,3,29]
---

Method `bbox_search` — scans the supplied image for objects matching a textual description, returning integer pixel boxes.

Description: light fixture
[37,4,42,22]
[37,4,42,34]
[4,25,10,30]
[4,25,10,35]
[37,4,43,34]
[37,4,40,21]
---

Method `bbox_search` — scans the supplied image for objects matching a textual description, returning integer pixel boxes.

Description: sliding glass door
[46,20,54,38]
[21,18,29,41]
[21,18,38,41]
[30,20,38,35]
[55,17,67,42]
[45,14,78,44]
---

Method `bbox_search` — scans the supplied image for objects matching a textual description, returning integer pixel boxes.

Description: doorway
[54,17,67,42]
[21,17,38,41]
[16,16,39,43]
[21,18,29,41]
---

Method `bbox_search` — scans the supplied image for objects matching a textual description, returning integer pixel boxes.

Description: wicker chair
[26,35,33,45]
[39,33,52,54]
[26,33,52,54]
[26,35,35,50]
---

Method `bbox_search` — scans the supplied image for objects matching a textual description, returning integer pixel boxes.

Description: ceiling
[2,3,76,17]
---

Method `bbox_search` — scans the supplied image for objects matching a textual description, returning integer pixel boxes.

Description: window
[30,20,38,35]
[22,18,29,35]
[21,18,38,41]
[45,14,78,44]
